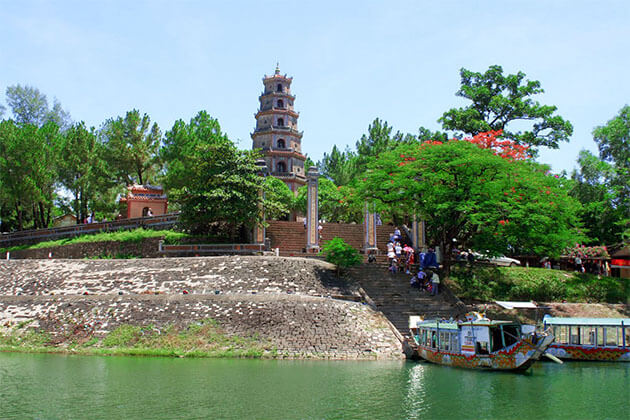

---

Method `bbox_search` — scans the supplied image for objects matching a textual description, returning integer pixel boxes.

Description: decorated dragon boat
[542,316,630,362]
[409,313,555,371]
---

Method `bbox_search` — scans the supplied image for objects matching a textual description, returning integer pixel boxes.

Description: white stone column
[364,203,378,253]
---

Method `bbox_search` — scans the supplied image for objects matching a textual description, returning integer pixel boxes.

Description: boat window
[605,327,619,347]
[476,341,489,355]
[626,327,630,347]
[570,326,581,345]
[580,326,595,346]
[421,330,427,346]
[554,325,568,344]
[431,331,437,349]
[451,333,459,352]
[597,327,605,346]
[439,332,450,351]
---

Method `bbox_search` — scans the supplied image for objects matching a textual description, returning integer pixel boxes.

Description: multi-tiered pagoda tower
[251,65,306,193]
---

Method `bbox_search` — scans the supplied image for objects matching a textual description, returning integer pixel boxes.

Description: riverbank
[0,257,404,360]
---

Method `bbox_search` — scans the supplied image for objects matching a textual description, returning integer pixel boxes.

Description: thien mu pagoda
[251,65,307,193]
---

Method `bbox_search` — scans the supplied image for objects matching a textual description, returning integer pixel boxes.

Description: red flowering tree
[357,134,583,273]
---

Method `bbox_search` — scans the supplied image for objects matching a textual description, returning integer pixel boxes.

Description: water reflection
[0,354,628,419]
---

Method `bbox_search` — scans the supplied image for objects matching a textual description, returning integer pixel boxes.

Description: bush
[320,237,362,275]
[449,265,629,303]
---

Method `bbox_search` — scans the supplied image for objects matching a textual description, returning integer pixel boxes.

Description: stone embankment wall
[0,257,403,360]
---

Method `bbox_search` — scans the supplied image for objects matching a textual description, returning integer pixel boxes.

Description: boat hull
[546,344,630,362]
[416,335,554,371]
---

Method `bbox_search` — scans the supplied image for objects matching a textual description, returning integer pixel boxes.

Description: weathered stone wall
[0,257,403,359]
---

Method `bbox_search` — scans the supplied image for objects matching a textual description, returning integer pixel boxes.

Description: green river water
[0,353,628,419]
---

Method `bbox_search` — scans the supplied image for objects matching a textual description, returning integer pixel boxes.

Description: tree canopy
[357,132,583,271]
[439,65,573,151]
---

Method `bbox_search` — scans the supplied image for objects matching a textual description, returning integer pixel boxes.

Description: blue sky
[1,0,629,173]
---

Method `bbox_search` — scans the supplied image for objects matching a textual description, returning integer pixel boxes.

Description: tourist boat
[542,316,630,362]
[408,314,555,371]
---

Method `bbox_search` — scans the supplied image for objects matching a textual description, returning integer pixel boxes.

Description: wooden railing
[0,213,180,246]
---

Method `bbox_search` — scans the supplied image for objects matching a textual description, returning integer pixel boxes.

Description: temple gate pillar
[253,159,268,245]
[306,166,320,252]
[411,215,426,251]
[364,203,378,253]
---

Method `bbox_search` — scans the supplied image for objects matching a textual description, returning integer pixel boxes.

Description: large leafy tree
[162,111,285,237]
[58,122,109,223]
[101,109,161,186]
[358,132,583,273]
[439,65,573,151]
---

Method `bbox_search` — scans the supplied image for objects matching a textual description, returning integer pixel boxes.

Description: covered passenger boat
[543,316,630,362]
[409,315,554,371]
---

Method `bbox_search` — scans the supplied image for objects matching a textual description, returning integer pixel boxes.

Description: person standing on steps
[431,271,440,296]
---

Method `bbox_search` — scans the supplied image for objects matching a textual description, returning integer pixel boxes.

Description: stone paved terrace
[0,256,404,360]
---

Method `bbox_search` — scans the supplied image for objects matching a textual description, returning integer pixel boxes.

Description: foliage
[263,176,292,220]
[439,65,573,151]
[0,120,62,230]
[5,84,72,129]
[58,122,110,223]
[358,132,584,272]
[320,237,362,274]
[162,111,283,237]
[565,244,609,259]
[319,144,358,186]
[100,109,162,185]
[295,178,363,223]
[449,266,628,303]
[571,106,630,245]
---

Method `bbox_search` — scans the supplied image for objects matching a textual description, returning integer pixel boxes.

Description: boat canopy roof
[415,319,517,330]
[543,316,630,326]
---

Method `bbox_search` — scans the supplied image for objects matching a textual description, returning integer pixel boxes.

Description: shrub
[320,237,362,275]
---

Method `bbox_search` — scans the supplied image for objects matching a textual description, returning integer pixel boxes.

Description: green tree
[58,122,109,223]
[0,120,61,230]
[570,150,621,245]
[358,135,583,273]
[319,145,358,186]
[321,237,362,275]
[162,111,284,237]
[592,105,630,213]
[5,84,71,129]
[355,118,400,166]
[101,109,161,186]
[440,65,573,150]
[263,176,292,220]
[295,177,362,223]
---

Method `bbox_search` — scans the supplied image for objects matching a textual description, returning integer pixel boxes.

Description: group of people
[410,268,440,296]
[385,228,441,296]
[573,256,611,276]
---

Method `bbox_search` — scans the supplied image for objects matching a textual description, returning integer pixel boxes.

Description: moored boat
[543,315,630,362]
[409,314,554,371]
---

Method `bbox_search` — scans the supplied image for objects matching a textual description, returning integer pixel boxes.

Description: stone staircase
[266,221,403,255]
[347,263,466,338]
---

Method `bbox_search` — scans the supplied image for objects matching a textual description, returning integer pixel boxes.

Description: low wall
[6,238,164,259]
[0,256,403,360]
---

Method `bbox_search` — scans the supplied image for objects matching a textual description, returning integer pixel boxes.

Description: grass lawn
[0,228,191,253]
[448,265,629,303]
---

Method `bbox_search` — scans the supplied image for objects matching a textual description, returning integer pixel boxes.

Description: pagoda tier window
[277,99,284,108]
[277,161,286,173]
[277,118,284,127]
[277,84,282,92]
[277,139,286,148]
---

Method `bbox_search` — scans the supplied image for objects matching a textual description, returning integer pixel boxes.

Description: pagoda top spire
[275,62,280,75]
